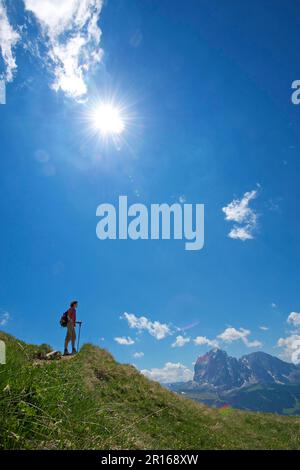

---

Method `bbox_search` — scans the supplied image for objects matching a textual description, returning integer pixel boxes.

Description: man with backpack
[63,300,78,356]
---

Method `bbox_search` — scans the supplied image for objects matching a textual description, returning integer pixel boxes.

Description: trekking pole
[77,321,82,352]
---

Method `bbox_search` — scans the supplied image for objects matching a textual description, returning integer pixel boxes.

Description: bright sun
[92,102,125,136]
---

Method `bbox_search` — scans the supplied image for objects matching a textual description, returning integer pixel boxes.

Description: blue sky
[1,0,300,382]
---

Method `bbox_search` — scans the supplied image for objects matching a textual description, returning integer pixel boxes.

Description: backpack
[60,311,69,327]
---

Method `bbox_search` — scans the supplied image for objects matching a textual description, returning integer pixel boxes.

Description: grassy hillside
[1,331,300,450]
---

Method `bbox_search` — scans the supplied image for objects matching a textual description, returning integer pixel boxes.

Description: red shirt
[68,307,76,324]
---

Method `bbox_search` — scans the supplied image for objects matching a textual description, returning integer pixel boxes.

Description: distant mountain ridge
[168,349,300,415]
[192,349,300,391]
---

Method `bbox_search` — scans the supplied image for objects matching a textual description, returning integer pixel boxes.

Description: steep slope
[1,331,300,450]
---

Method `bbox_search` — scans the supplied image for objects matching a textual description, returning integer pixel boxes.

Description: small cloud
[114,336,135,346]
[217,327,262,348]
[222,190,258,224]
[287,312,300,328]
[259,326,269,331]
[133,352,144,358]
[277,334,300,364]
[276,312,300,363]
[0,1,20,82]
[193,336,219,348]
[218,327,248,342]
[244,338,262,348]
[171,335,190,348]
[228,227,254,241]
[141,362,193,384]
[122,312,172,340]
[222,189,259,241]
[0,310,10,326]
[179,195,186,204]
[271,303,277,309]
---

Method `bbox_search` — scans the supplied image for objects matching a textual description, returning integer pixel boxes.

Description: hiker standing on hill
[64,300,78,356]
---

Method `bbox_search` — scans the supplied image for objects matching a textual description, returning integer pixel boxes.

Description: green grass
[1,331,300,450]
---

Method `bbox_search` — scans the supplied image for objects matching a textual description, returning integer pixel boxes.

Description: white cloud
[114,336,135,346]
[171,335,190,348]
[193,336,219,348]
[277,312,300,364]
[217,327,262,348]
[218,327,249,342]
[244,338,262,348]
[271,302,277,309]
[0,1,20,81]
[223,190,257,223]
[0,311,10,326]
[141,362,193,384]
[287,312,300,328]
[277,334,300,364]
[122,312,171,340]
[259,326,269,331]
[228,226,254,241]
[24,0,103,98]
[133,352,144,358]
[222,189,259,241]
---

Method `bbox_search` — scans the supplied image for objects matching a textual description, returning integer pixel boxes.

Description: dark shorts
[65,322,76,343]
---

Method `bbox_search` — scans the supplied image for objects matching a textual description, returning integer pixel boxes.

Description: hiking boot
[63,349,70,356]
[71,348,77,355]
